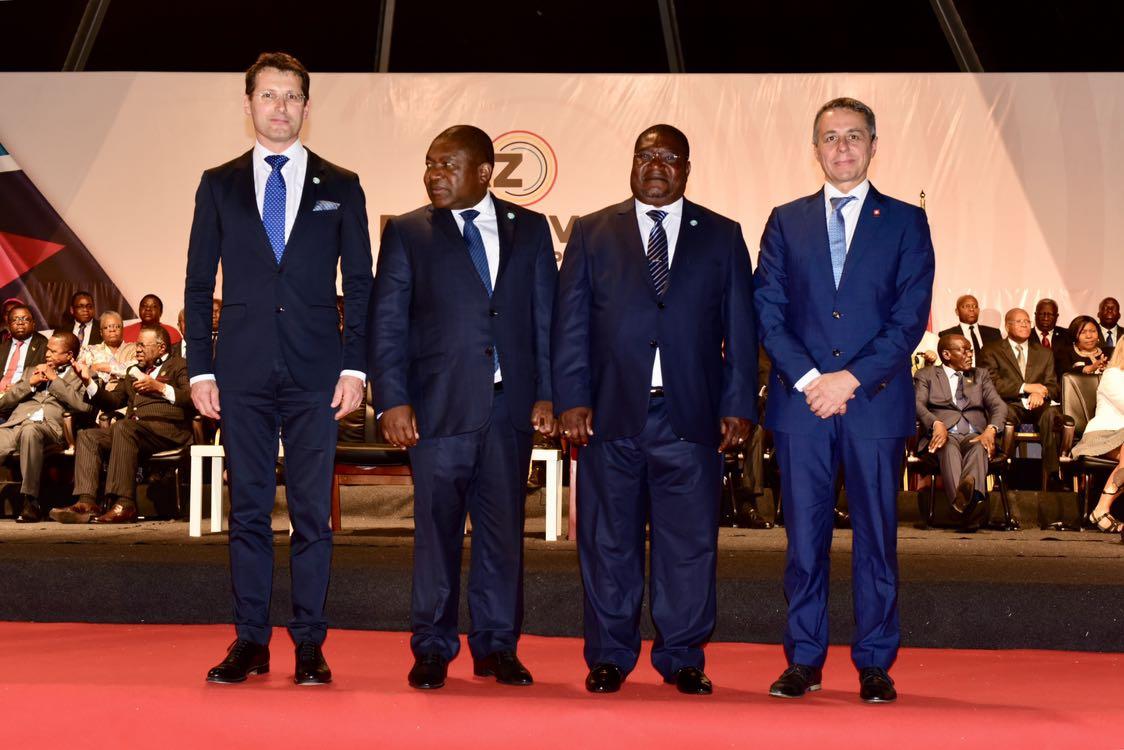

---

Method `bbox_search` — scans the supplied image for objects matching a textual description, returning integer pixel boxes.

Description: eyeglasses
[255,90,307,105]
[8,316,33,324]
[634,151,683,166]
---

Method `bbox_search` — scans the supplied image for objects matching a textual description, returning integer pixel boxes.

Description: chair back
[1060,372,1101,438]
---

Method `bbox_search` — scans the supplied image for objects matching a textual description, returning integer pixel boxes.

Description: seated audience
[912,329,940,374]
[1030,298,1071,350]
[979,308,1062,484]
[53,291,100,349]
[0,297,25,344]
[915,334,1007,530]
[1053,315,1108,379]
[1070,346,1124,532]
[0,332,92,522]
[171,299,220,360]
[50,325,192,524]
[0,305,48,393]
[78,311,136,389]
[121,294,182,345]
[1096,297,1123,355]
[939,294,1001,360]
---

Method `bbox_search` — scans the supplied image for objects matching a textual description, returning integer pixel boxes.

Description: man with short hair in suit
[755,98,934,704]
[553,124,757,696]
[0,331,91,522]
[938,294,1001,361]
[372,125,557,690]
[184,52,373,686]
[54,291,101,349]
[51,325,192,524]
[979,308,1061,481]
[1096,297,1123,353]
[1030,298,1070,351]
[915,333,1006,530]
[0,305,48,393]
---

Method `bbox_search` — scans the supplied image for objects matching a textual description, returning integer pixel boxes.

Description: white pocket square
[313,200,340,212]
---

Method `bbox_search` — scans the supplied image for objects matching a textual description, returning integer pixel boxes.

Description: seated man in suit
[0,331,92,522]
[1097,297,1123,354]
[0,305,48,393]
[50,325,193,524]
[979,308,1062,485]
[915,333,1006,530]
[1031,298,1070,351]
[939,294,1001,361]
[53,291,101,350]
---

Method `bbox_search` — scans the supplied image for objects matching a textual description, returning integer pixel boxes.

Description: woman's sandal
[1087,510,1124,533]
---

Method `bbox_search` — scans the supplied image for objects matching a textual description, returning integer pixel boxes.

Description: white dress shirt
[635,197,684,388]
[794,180,870,392]
[959,322,986,350]
[1099,324,1120,347]
[453,193,503,383]
[942,364,977,434]
[87,358,175,403]
[72,321,93,348]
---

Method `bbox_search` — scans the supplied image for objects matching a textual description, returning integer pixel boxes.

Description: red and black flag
[0,141,135,329]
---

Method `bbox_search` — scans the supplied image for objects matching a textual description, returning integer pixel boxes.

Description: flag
[0,141,135,330]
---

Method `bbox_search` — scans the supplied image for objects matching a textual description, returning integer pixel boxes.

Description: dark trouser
[774,421,904,671]
[407,390,531,661]
[0,422,62,497]
[222,356,336,647]
[936,431,989,506]
[1006,403,1060,473]
[73,419,188,500]
[577,398,722,679]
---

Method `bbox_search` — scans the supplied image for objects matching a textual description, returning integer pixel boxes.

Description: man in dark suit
[938,294,1001,361]
[979,308,1061,479]
[0,305,48,393]
[1030,298,1070,351]
[51,326,191,524]
[755,98,934,703]
[372,125,557,690]
[553,124,757,696]
[184,52,373,686]
[0,331,91,522]
[52,291,102,349]
[915,333,1006,530]
[1096,297,1123,353]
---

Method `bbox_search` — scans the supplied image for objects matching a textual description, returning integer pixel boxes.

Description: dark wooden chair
[1058,372,1115,525]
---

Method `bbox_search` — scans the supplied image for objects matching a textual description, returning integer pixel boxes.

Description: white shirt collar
[458,192,496,220]
[635,196,684,219]
[1009,338,1028,353]
[253,138,305,167]
[942,364,961,380]
[824,179,870,203]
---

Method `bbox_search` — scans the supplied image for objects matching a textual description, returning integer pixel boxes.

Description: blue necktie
[459,209,499,373]
[263,154,289,264]
[828,195,855,288]
[646,209,670,296]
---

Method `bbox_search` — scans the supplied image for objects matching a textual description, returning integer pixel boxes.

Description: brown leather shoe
[49,500,102,524]
[92,502,139,524]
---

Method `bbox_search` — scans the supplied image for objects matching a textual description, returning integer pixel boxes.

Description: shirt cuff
[85,381,98,398]
[162,383,176,404]
[189,374,216,385]
[341,370,366,383]
[794,368,821,393]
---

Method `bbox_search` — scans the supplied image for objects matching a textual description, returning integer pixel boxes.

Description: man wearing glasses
[553,124,757,695]
[0,306,47,394]
[184,52,373,687]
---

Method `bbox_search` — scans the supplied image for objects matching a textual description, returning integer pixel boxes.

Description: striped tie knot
[647,209,667,224]
[460,209,479,223]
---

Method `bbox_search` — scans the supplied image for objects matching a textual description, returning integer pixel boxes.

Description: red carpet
[3,622,1119,749]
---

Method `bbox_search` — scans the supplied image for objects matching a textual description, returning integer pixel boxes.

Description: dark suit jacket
[755,185,935,438]
[0,333,48,384]
[1052,344,1106,379]
[938,324,1001,358]
[1030,327,1071,351]
[978,338,1059,403]
[371,194,556,438]
[184,149,373,391]
[552,198,757,446]
[90,354,194,441]
[0,366,92,441]
[53,321,103,348]
[914,365,1006,451]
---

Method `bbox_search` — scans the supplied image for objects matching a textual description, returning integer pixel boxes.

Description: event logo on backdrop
[490,130,558,206]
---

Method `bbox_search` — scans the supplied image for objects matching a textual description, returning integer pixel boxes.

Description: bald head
[1004,308,1032,343]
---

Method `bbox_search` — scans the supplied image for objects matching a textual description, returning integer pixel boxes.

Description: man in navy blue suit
[755,98,934,703]
[370,125,558,690]
[184,53,373,685]
[553,124,757,695]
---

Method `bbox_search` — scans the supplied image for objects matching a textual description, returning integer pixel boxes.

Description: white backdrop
[1,71,1122,330]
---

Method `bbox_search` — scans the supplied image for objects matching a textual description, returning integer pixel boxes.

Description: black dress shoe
[294,642,332,685]
[666,666,713,695]
[858,667,897,703]
[585,663,624,693]
[206,639,270,684]
[473,650,533,686]
[15,495,42,523]
[737,503,773,529]
[408,653,448,690]
[769,664,822,698]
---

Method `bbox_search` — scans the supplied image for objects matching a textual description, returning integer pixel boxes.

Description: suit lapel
[836,185,885,292]
[234,151,280,268]
[613,199,658,302]
[427,205,492,297]
[280,149,322,270]
[796,190,836,298]
[492,194,515,292]
[665,200,703,301]
[931,367,952,405]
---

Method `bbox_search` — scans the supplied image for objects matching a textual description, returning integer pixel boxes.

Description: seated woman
[1054,315,1108,379]
[1070,344,1124,532]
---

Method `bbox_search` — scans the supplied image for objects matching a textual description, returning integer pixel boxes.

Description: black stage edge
[2,528,1121,653]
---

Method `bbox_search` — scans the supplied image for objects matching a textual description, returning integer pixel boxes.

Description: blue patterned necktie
[828,195,855,288]
[459,209,499,372]
[263,154,289,264]
[646,209,670,295]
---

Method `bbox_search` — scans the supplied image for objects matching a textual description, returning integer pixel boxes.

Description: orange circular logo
[490,130,558,206]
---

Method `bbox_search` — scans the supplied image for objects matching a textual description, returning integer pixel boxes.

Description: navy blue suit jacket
[370,194,557,438]
[552,198,758,446]
[184,149,373,392]
[754,185,935,438]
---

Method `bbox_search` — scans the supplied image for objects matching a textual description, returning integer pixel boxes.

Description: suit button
[832,311,841,319]
[276,306,284,313]
[484,346,494,356]
[657,302,666,309]
[650,340,658,348]
[832,349,841,357]
[489,309,498,317]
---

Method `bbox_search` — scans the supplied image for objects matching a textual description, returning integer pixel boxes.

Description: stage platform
[1,485,1121,653]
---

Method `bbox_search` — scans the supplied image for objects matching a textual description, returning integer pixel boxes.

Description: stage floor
[4,622,1119,749]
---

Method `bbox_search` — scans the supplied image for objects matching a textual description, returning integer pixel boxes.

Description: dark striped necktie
[646,209,670,296]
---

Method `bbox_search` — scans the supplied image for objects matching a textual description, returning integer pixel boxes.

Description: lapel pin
[872,208,881,217]
[507,212,515,220]
[312,176,320,185]
[689,219,698,227]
